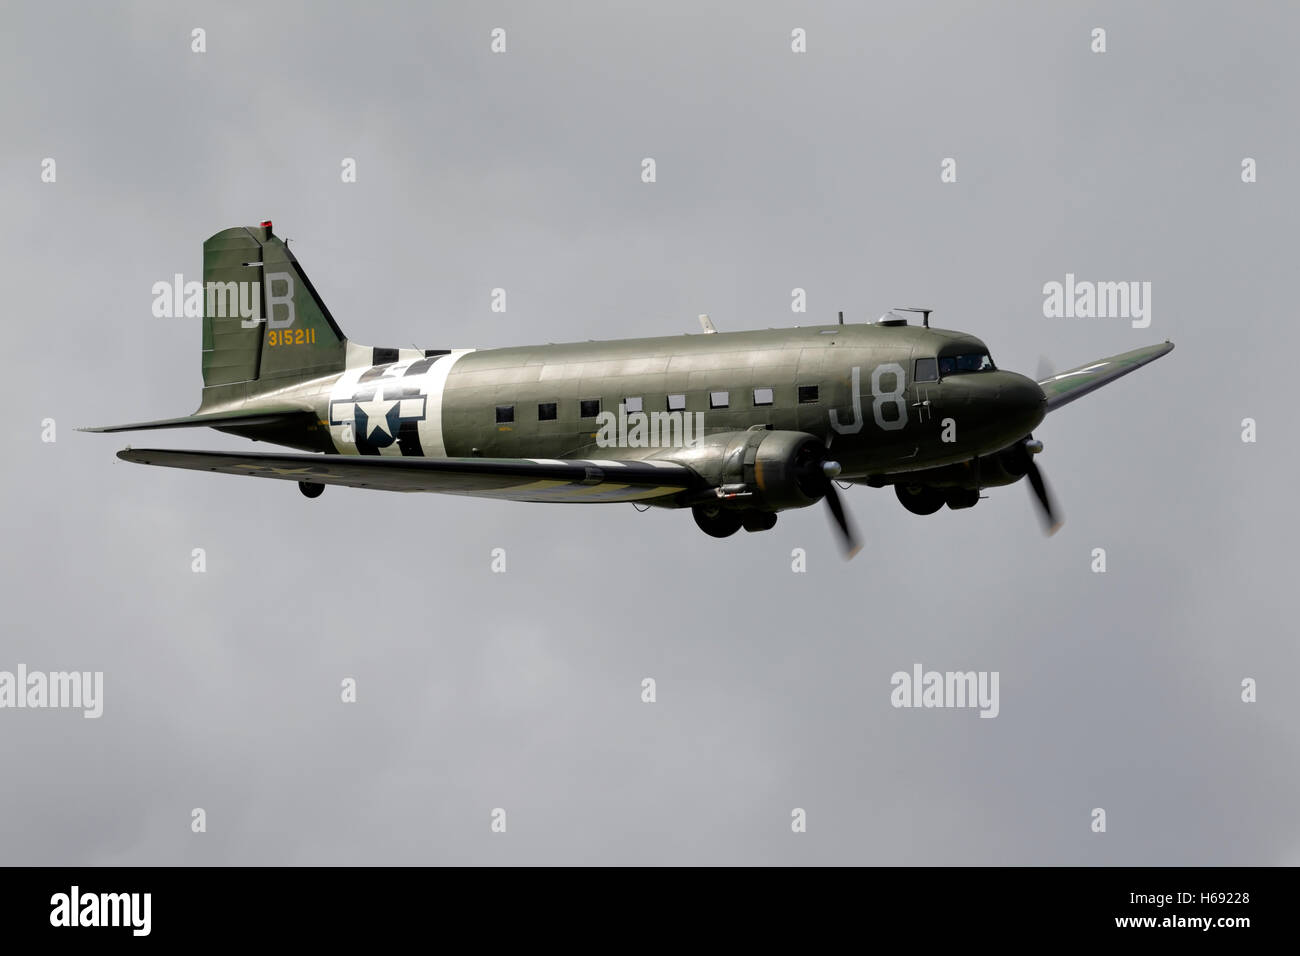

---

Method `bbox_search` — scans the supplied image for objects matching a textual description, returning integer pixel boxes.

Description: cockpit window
[915,358,938,383]
[959,353,995,371]
[938,353,995,375]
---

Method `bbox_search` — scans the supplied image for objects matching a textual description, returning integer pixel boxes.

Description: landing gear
[895,483,945,516]
[740,510,778,533]
[692,505,743,538]
[298,481,325,499]
[945,488,980,510]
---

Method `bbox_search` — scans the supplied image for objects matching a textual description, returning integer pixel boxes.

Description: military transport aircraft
[87,222,1174,558]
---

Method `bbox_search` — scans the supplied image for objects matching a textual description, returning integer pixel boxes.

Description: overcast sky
[1,0,1296,864]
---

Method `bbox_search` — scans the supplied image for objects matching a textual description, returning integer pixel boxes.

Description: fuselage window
[538,402,557,421]
[798,385,819,404]
[624,396,643,413]
[580,399,600,418]
[495,405,514,424]
[667,393,686,411]
[914,358,938,383]
[753,387,774,406]
[710,390,729,409]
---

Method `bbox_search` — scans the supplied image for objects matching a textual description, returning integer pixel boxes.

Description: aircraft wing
[116,448,700,503]
[1038,342,1174,413]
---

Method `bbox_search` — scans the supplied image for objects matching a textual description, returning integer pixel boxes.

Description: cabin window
[495,405,514,424]
[580,399,600,418]
[667,394,686,411]
[710,390,729,409]
[915,358,938,383]
[753,387,774,406]
[624,396,643,413]
[798,385,819,404]
[537,402,557,421]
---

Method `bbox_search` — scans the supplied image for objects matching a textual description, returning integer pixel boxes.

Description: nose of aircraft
[932,370,1047,440]
[998,371,1047,433]
[945,370,1045,430]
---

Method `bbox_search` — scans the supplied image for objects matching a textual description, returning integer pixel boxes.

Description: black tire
[693,506,743,538]
[895,483,945,516]
[740,510,779,533]
[298,481,325,499]
[945,488,980,510]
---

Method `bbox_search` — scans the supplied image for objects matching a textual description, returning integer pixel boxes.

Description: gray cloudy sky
[1,1,1296,864]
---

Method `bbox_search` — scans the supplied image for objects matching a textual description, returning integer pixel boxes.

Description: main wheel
[740,510,779,533]
[693,505,743,538]
[945,488,980,510]
[895,483,945,516]
[298,481,325,499]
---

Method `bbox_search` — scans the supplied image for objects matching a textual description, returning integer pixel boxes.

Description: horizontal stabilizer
[80,407,314,433]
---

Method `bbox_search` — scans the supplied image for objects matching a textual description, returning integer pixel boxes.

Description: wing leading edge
[1038,341,1174,413]
[116,448,699,504]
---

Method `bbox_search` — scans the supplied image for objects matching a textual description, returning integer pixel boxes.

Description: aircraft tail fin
[199,221,347,410]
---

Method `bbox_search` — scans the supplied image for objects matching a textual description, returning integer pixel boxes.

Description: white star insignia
[355,384,398,439]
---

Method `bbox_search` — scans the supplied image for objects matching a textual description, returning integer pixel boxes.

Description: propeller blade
[1024,457,1063,535]
[823,482,862,558]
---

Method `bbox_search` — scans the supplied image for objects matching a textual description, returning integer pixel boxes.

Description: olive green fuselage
[228,322,1046,483]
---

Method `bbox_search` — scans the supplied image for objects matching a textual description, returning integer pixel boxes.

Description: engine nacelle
[974,444,1032,488]
[656,429,827,511]
[870,441,1032,492]
[749,430,827,510]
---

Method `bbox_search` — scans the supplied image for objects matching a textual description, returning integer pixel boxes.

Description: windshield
[938,352,995,375]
